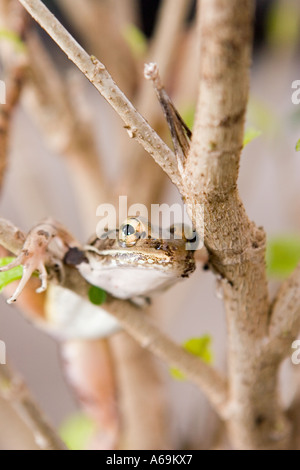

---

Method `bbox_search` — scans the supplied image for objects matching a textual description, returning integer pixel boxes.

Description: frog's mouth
[78,246,195,299]
[84,246,174,269]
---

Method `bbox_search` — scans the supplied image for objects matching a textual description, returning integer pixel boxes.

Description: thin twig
[0,363,67,450]
[17,0,182,189]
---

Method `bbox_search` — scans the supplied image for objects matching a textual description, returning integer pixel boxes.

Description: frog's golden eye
[119,217,146,247]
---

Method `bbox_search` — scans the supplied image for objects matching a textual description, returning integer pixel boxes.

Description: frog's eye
[119,217,145,247]
[122,224,135,236]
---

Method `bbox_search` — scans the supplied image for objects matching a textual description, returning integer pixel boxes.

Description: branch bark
[181,0,290,449]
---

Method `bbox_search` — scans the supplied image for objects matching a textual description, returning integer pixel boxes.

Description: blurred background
[0,0,300,450]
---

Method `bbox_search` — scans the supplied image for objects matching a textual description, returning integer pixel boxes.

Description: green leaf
[170,367,186,381]
[88,285,107,305]
[170,335,213,381]
[267,2,300,47]
[0,29,26,52]
[59,413,96,451]
[247,97,279,135]
[122,24,147,58]
[266,235,300,279]
[296,139,300,152]
[180,104,196,131]
[243,127,262,147]
[184,336,213,363]
[0,257,23,292]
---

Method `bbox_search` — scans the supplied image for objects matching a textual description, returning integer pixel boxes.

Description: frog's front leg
[0,219,80,304]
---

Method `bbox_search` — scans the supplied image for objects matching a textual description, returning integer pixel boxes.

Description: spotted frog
[0,217,198,338]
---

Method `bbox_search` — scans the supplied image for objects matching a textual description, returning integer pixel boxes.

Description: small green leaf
[0,257,23,292]
[247,97,279,135]
[170,367,185,381]
[0,29,26,52]
[170,335,213,381]
[122,24,147,58]
[88,285,107,305]
[180,104,196,131]
[243,127,262,147]
[184,336,213,363]
[59,413,96,451]
[296,139,300,152]
[266,235,300,279]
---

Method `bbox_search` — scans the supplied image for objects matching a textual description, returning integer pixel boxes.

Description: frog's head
[77,216,196,300]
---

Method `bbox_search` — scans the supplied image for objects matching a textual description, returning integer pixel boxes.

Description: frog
[76,216,196,300]
[0,216,200,339]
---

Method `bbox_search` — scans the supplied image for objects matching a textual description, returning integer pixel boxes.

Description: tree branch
[17,0,182,189]
[180,0,290,449]
[0,362,67,450]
